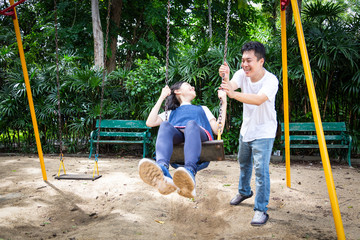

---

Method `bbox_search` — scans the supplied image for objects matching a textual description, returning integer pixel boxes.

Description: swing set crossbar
[0,0,26,19]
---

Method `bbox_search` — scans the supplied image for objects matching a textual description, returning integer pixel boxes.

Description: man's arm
[226,86,269,106]
[219,62,268,106]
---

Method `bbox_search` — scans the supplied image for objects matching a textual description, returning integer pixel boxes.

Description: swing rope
[165,0,170,86]
[218,0,231,140]
[163,0,230,140]
[54,0,66,176]
[54,0,111,179]
[223,0,231,64]
[165,1,229,164]
[94,0,112,177]
[164,0,171,121]
[208,0,212,41]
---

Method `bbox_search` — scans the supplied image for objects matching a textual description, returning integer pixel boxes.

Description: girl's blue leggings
[155,120,209,174]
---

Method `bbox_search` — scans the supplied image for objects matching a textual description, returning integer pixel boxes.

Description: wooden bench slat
[98,132,146,137]
[281,122,346,131]
[96,140,145,144]
[96,120,150,129]
[281,135,345,141]
[289,144,349,149]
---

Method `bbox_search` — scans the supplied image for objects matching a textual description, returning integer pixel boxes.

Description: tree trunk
[92,0,104,68]
[286,0,302,25]
[107,0,123,72]
[271,1,278,34]
[124,11,144,70]
[322,73,333,119]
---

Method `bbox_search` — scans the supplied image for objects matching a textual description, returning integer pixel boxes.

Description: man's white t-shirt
[232,68,279,142]
[158,103,215,123]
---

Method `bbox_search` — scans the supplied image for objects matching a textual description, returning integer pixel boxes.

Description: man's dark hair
[241,41,266,65]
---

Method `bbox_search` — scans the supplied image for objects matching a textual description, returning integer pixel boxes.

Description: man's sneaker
[250,210,269,226]
[138,158,177,195]
[230,191,253,205]
[173,167,196,199]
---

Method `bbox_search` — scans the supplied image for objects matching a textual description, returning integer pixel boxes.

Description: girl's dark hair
[165,81,185,110]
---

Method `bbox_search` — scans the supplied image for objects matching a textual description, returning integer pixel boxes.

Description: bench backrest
[281,122,347,132]
[280,122,349,142]
[279,122,352,166]
[96,120,150,130]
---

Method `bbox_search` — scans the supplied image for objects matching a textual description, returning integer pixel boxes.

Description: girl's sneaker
[138,158,177,195]
[173,167,196,199]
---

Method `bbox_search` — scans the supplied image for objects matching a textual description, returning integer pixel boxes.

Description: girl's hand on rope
[219,62,230,82]
[218,89,227,103]
[160,85,171,101]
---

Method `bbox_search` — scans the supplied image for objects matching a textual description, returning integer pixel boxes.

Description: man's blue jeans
[237,135,274,213]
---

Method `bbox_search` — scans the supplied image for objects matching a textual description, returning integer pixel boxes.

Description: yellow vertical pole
[10,0,47,181]
[290,0,345,239]
[280,3,291,188]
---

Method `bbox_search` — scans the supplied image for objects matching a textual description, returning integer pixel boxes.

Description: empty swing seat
[55,174,102,181]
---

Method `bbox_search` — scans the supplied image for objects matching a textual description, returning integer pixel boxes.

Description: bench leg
[347,147,352,167]
[281,148,285,162]
[89,140,93,159]
[347,137,352,167]
[143,141,146,158]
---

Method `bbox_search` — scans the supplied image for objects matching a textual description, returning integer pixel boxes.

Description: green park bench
[89,120,151,158]
[281,122,352,167]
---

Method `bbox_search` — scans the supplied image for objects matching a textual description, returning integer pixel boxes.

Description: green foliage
[0,0,359,157]
[222,115,242,155]
[121,55,165,119]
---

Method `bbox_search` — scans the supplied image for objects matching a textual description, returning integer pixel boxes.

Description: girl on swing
[138,81,227,198]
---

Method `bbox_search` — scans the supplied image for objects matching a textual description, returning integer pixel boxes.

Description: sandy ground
[0,154,359,240]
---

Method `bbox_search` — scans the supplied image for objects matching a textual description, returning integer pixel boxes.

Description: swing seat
[170,140,225,163]
[55,174,102,181]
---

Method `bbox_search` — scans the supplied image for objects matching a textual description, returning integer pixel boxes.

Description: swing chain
[165,0,170,86]
[223,0,231,63]
[218,98,223,138]
[165,0,171,121]
[54,0,63,158]
[208,0,212,41]
[96,0,112,156]
[218,0,231,138]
